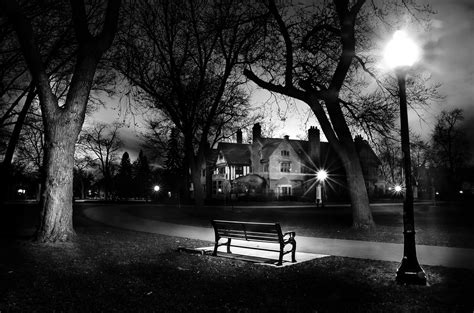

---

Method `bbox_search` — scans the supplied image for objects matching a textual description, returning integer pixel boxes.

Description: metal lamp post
[384,30,426,285]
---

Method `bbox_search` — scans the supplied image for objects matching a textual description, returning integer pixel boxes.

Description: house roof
[217,142,251,165]
[355,138,381,165]
[214,135,379,171]
[254,138,281,161]
[255,137,330,169]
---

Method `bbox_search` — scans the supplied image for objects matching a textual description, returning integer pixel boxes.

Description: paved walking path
[83,206,474,270]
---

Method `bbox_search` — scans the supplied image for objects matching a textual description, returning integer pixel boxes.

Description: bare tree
[78,123,122,200]
[243,0,436,229]
[73,153,94,200]
[430,109,471,194]
[116,1,261,206]
[1,0,121,242]
[376,132,429,189]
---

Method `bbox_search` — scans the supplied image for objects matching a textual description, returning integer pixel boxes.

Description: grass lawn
[1,206,473,312]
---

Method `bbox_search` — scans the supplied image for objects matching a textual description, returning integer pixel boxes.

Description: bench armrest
[283,231,296,239]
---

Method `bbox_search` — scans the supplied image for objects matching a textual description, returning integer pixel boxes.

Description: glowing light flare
[394,185,402,193]
[316,169,328,181]
[383,30,420,69]
[153,185,160,192]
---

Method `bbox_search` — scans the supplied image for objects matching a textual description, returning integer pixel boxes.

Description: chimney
[252,123,261,142]
[284,135,289,141]
[308,126,320,167]
[236,129,242,144]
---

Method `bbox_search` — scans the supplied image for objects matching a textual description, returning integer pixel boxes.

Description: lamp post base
[396,257,427,285]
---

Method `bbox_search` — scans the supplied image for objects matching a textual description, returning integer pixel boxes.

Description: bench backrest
[212,220,283,243]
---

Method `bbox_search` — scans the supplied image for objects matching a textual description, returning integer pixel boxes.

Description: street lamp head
[316,169,328,182]
[383,30,420,69]
[394,185,402,193]
[153,185,160,192]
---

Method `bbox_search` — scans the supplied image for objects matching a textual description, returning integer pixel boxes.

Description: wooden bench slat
[243,236,281,243]
[217,230,279,237]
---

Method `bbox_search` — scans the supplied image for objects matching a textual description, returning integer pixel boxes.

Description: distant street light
[153,185,160,202]
[316,169,328,207]
[394,185,402,193]
[316,169,328,182]
[384,30,426,285]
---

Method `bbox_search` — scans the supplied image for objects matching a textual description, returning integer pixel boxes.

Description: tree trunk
[0,85,36,203]
[191,162,204,207]
[36,130,77,242]
[314,94,375,230]
[341,146,375,229]
[80,177,85,199]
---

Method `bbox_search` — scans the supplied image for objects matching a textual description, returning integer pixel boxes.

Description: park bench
[211,220,296,266]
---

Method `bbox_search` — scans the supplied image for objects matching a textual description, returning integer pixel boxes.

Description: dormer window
[281,150,289,157]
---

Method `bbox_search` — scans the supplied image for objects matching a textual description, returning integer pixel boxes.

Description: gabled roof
[354,138,381,165]
[254,138,281,161]
[254,137,329,169]
[217,142,251,165]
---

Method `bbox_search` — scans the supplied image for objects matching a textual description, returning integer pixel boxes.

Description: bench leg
[291,241,296,263]
[277,244,284,266]
[226,238,232,253]
[212,240,219,256]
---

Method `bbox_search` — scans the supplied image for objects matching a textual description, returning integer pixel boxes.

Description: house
[202,123,380,201]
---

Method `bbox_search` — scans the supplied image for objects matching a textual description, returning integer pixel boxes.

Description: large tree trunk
[310,95,375,230]
[2,0,121,243]
[341,146,374,229]
[36,128,77,242]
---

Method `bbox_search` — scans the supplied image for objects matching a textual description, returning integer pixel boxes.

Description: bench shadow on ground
[194,244,329,268]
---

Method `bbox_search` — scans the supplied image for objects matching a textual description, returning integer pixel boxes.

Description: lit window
[280,162,291,172]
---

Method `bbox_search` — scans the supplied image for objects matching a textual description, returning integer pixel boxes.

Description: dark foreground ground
[1,203,473,312]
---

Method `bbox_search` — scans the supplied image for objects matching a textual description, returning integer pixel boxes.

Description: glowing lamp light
[394,185,402,193]
[383,30,420,69]
[459,190,463,194]
[153,185,160,192]
[316,169,328,181]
